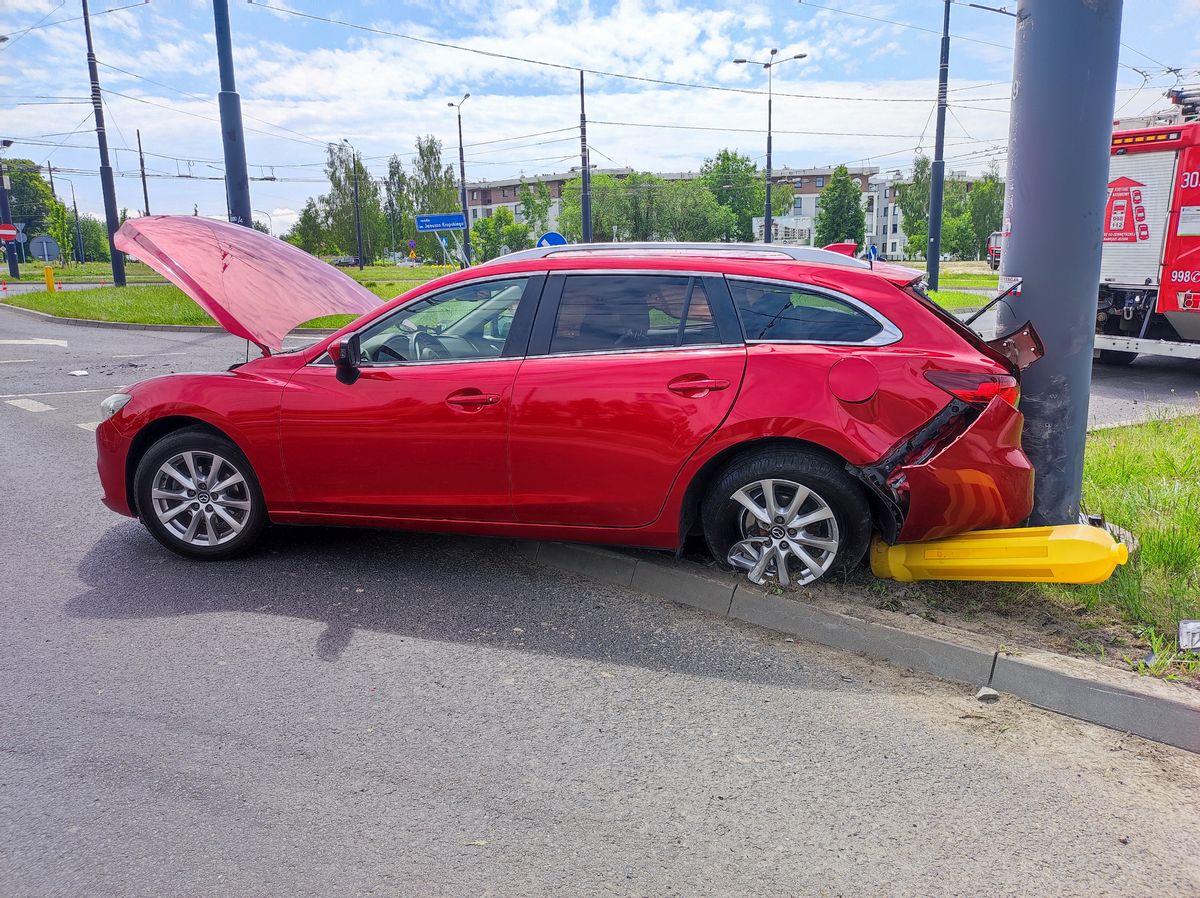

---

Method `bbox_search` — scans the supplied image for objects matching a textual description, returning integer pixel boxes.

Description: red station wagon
[97,217,1039,587]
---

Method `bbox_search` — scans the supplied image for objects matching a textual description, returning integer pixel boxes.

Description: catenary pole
[925,0,951,290]
[765,57,774,244]
[0,157,19,278]
[212,0,252,227]
[450,95,472,265]
[351,146,364,269]
[579,70,593,243]
[137,129,150,215]
[70,182,85,263]
[82,0,125,286]
[996,0,1123,525]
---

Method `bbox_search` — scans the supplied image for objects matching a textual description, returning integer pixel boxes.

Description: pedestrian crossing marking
[6,398,55,413]
[77,422,100,432]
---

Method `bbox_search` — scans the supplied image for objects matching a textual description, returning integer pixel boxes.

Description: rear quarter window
[729,280,884,343]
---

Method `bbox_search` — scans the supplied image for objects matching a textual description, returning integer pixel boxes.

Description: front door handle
[446,389,500,410]
[667,375,731,398]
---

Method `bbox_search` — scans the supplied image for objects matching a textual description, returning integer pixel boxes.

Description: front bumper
[96,416,134,517]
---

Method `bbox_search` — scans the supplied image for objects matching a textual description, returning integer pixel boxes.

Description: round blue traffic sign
[536,231,567,247]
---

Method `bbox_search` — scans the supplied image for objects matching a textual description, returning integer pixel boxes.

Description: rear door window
[549,275,718,354]
[729,280,885,344]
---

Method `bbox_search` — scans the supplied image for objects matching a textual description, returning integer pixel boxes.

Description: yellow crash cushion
[870,524,1130,585]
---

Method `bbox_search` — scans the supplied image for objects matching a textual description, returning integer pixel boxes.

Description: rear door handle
[446,389,501,409]
[667,375,731,398]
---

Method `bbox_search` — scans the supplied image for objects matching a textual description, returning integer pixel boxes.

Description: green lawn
[936,272,999,289]
[14,260,160,281]
[926,289,984,310]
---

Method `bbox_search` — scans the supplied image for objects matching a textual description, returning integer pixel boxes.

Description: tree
[469,206,532,262]
[46,201,73,264]
[78,214,110,261]
[517,180,553,235]
[3,159,56,237]
[814,165,866,248]
[406,136,459,260]
[559,173,627,242]
[250,219,270,235]
[284,198,327,255]
[699,149,791,242]
[968,162,1004,258]
[897,154,931,257]
[659,179,738,242]
[324,145,387,263]
[941,212,976,260]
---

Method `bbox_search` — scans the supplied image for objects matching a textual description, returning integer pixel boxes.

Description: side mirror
[329,333,361,384]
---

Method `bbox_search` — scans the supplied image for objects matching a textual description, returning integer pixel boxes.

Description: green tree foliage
[814,165,866,248]
[404,136,460,260]
[517,180,553,236]
[699,149,791,242]
[78,214,110,262]
[46,201,73,263]
[285,198,328,255]
[250,218,270,235]
[559,173,627,242]
[940,213,977,260]
[469,206,532,262]
[3,159,57,236]
[968,162,1004,258]
[323,144,387,263]
[897,154,931,257]
[660,179,738,242]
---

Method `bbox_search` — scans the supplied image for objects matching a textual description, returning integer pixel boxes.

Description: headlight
[100,393,132,420]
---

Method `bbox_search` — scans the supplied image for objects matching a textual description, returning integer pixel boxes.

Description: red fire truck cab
[1095,120,1200,365]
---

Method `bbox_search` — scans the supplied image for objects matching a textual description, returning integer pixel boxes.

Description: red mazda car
[97,216,1039,587]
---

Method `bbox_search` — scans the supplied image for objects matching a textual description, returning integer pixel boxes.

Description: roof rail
[488,242,871,269]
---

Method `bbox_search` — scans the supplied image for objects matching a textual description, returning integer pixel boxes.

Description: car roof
[477,242,923,289]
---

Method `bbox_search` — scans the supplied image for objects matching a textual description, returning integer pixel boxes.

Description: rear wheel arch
[125,417,245,515]
[678,436,856,544]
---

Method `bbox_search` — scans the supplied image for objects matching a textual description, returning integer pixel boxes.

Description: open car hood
[114,215,382,353]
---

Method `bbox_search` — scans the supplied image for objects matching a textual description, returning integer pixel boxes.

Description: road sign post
[0,160,19,278]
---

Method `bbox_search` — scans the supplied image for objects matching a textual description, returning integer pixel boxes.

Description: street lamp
[52,175,87,265]
[733,49,806,244]
[253,209,273,235]
[340,139,365,270]
[448,93,472,266]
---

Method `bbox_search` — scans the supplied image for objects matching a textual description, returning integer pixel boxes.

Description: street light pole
[926,0,952,290]
[448,94,472,266]
[212,0,253,228]
[579,70,593,243]
[81,0,125,286]
[137,128,150,215]
[253,209,272,235]
[734,49,806,244]
[342,140,364,269]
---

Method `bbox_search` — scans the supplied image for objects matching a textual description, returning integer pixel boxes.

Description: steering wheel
[410,329,448,361]
[375,342,406,363]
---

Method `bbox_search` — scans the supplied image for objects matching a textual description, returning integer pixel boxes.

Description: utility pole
[345,142,364,270]
[0,154,19,278]
[996,0,1123,524]
[46,163,54,195]
[925,0,951,290]
[734,49,805,244]
[82,0,125,286]
[449,94,472,265]
[137,129,150,215]
[579,71,593,243]
[212,0,252,227]
[70,182,85,263]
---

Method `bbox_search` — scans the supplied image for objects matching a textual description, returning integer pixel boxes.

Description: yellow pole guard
[871,524,1130,585]
[43,265,55,292]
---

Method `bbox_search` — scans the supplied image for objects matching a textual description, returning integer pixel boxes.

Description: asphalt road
[2,308,1199,897]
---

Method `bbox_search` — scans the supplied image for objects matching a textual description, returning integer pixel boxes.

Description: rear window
[729,280,883,343]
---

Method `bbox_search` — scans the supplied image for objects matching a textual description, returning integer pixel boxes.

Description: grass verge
[886,413,1200,681]
[927,289,985,310]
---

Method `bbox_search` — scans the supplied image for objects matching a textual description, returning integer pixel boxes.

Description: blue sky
[2,0,1197,234]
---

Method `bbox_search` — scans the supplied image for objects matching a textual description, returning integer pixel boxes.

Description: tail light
[925,370,1020,407]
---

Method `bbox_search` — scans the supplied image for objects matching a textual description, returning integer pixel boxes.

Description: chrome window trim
[308,273,531,368]
[523,343,727,361]
[726,275,902,348]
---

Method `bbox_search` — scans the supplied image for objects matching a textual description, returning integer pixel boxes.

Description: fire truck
[986,231,1003,270]
[1094,100,1200,365]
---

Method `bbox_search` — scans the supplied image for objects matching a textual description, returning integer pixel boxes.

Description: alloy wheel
[726,478,840,587]
[151,450,253,548]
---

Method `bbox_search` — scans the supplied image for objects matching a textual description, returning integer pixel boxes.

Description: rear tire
[702,448,872,587]
[134,428,267,560]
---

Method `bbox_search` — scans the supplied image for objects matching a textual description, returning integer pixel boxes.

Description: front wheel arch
[125,416,246,516]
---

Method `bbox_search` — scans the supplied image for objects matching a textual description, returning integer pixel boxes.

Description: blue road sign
[536,231,567,247]
[867,244,879,261]
[416,213,466,232]
[439,236,448,247]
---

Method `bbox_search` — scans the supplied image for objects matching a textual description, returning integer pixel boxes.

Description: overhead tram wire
[1,0,149,50]
[246,1,985,103]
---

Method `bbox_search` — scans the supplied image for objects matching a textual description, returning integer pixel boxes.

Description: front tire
[702,449,872,587]
[134,428,267,560]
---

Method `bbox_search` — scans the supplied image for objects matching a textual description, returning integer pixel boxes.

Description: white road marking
[77,421,100,432]
[6,398,55,413]
[0,338,68,348]
[0,359,35,364]
[111,351,187,359]
[0,388,118,399]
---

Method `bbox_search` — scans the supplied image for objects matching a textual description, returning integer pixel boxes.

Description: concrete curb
[0,302,338,336]
[527,541,1200,754]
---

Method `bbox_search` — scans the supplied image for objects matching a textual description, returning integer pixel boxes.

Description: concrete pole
[997,0,1123,525]
[0,159,19,278]
[579,70,593,243]
[764,58,775,244]
[455,104,472,265]
[351,148,364,269]
[82,0,125,286]
[137,129,150,215]
[71,183,85,263]
[212,0,252,227]
[925,0,951,290]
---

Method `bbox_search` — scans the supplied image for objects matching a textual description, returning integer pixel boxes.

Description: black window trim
[526,270,742,358]
[724,275,902,347]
